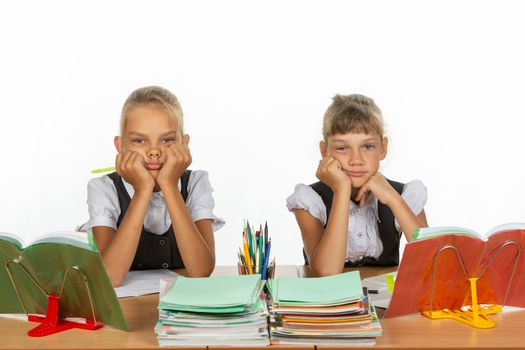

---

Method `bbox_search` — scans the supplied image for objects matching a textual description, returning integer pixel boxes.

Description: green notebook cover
[268,271,364,305]
[159,274,263,313]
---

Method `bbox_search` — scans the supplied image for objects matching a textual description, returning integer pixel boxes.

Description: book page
[29,231,93,250]
[486,222,525,239]
[0,231,24,248]
[413,226,484,241]
[115,269,179,298]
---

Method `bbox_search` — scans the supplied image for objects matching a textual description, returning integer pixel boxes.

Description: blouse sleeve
[185,170,225,232]
[395,179,428,232]
[77,176,120,232]
[286,184,327,225]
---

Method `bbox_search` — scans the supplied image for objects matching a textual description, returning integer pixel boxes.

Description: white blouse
[78,170,225,235]
[286,180,427,262]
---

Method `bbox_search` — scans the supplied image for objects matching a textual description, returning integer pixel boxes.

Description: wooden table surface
[1,265,524,350]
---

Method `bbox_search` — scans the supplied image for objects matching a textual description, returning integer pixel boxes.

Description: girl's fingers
[170,144,192,165]
[126,152,137,170]
[129,152,145,175]
[121,151,133,173]
[171,144,185,160]
[132,152,144,168]
[359,192,368,206]
[356,185,368,203]
[165,144,180,163]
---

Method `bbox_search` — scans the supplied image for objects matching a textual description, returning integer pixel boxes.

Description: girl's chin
[148,169,160,177]
[347,177,368,188]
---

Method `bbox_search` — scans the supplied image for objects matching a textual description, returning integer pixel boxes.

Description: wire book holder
[422,241,521,328]
[5,257,103,337]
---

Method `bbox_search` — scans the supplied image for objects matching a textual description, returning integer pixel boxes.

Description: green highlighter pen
[385,274,395,294]
[91,167,116,174]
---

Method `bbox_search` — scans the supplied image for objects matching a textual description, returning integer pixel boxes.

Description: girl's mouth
[145,163,162,170]
[346,171,366,177]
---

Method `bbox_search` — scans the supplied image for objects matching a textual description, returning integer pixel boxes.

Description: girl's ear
[319,140,328,157]
[181,134,190,145]
[380,136,388,160]
[114,136,122,153]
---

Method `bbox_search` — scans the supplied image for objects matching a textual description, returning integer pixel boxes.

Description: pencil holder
[237,260,275,280]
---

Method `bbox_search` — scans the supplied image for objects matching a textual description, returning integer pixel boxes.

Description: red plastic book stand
[27,295,103,337]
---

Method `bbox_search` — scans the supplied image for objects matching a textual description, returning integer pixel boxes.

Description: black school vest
[306,179,405,267]
[107,171,191,270]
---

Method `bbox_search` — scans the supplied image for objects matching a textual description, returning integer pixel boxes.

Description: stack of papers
[266,271,382,345]
[155,274,270,346]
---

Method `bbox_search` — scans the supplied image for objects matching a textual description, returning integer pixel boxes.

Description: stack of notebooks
[155,274,270,346]
[266,271,382,345]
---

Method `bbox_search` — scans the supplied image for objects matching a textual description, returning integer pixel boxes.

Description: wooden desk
[0,265,301,350]
[1,265,524,350]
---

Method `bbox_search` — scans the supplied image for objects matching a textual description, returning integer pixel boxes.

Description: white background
[1,1,524,265]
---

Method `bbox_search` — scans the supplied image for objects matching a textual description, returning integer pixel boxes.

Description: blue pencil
[261,239,271,280]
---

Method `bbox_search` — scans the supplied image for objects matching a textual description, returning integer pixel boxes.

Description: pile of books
[155,274,270,346]
[266,271,382,345]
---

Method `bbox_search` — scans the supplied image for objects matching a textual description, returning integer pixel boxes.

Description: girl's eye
[162,137,177,144]
[132,138,145,144]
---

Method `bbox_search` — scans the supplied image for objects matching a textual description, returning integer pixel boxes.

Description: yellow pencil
[244,242,253,274]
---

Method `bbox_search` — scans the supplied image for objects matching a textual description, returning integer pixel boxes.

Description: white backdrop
[1,1,524,265]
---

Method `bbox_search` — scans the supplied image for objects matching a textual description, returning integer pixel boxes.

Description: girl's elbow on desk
[185,261,215,278]
[309,260,344,277]
[108,272,126,288]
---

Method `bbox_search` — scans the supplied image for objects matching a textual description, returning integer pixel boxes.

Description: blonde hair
[322,94,384,141]
[120,86,183,135]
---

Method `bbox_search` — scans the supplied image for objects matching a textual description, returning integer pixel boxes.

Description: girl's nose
[349,151,364,165]
[147,148,161,159]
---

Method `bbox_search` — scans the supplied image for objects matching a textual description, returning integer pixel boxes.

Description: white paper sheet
[115,269,179,298]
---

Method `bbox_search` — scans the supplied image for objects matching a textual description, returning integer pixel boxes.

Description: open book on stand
[0,230,128,336]
[386,223,525,321]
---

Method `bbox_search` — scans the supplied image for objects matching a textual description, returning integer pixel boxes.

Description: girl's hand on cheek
[157,135,192,190]
[116,151,155,193]
[355,172,398,206]
[316,156,351,193]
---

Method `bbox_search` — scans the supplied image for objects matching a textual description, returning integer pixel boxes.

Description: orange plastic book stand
[27,295,103,337]
[5,260,105,337]
[421,242,520,329]
[422,277,502,329]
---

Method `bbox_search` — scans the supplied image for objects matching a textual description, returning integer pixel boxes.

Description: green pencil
[247,221,254,260]
[91,166,116,174]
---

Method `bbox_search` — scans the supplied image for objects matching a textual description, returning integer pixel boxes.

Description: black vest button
[162,262,169,268]
[137,264,143,269]
[158,239,166,246]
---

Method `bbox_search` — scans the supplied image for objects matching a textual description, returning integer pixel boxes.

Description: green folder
[268,271,364,305]
[160,274,263,313]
